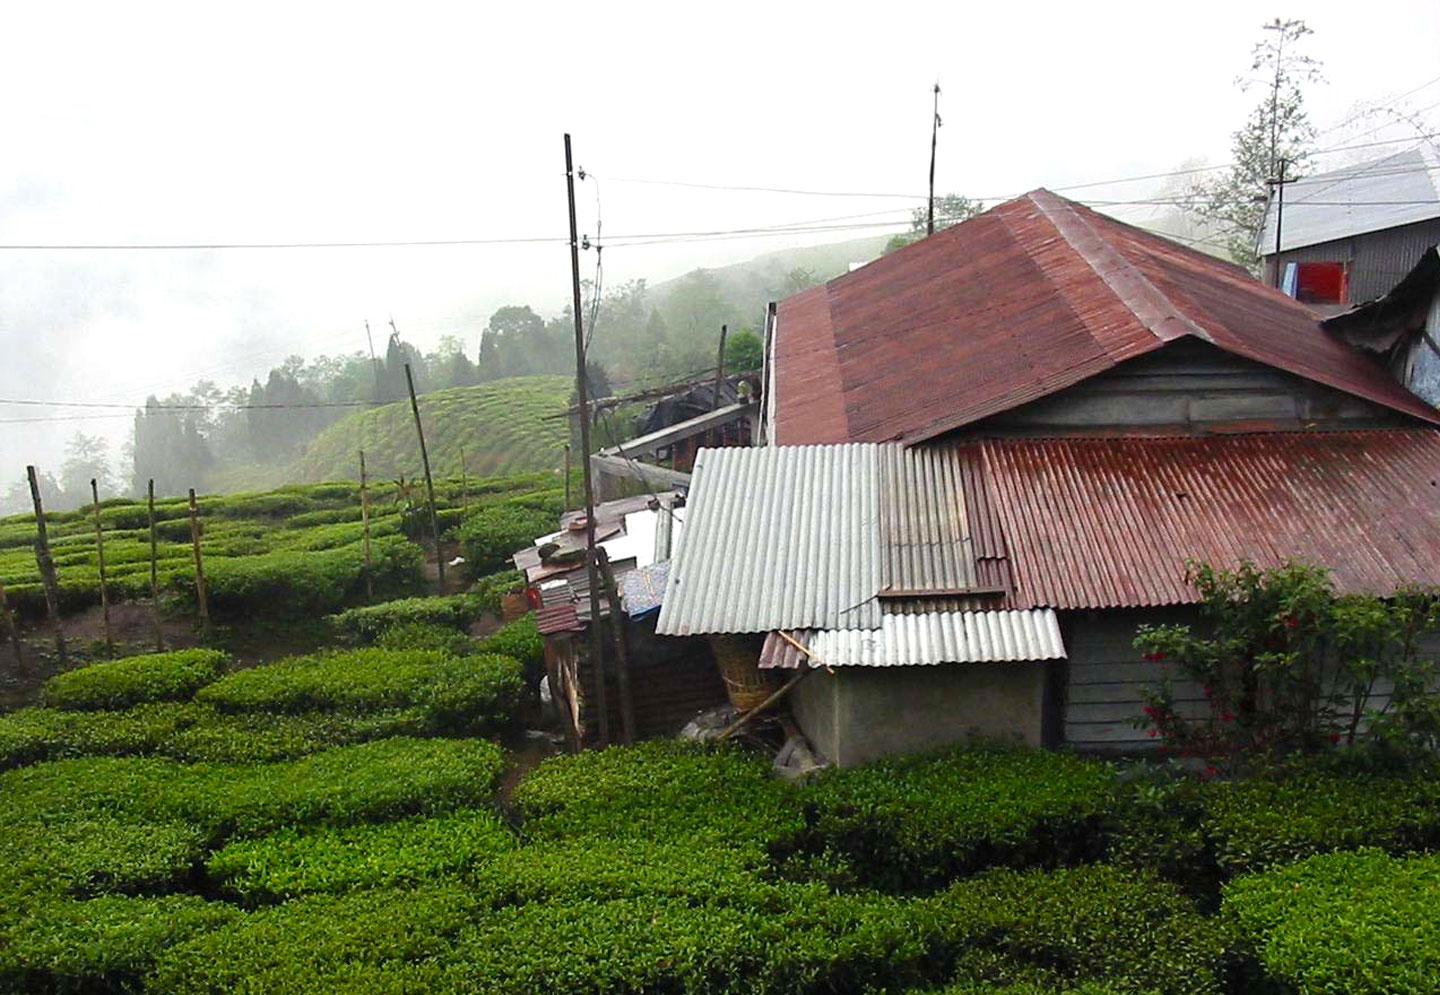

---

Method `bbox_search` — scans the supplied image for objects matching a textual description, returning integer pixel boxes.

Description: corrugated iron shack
[656,189,1440,763]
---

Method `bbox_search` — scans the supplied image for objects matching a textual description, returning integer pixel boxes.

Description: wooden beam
[597,402,756,459]
[589,454,692,491]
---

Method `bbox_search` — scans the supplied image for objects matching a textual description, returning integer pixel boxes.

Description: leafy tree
[1184,18,1323,268]
[723,330,764,373]
[884,194,985,253]
[59,432,115,504]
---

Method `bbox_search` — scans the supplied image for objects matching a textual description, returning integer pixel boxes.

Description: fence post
[359,450,374,603]
[403,363,445,593]
[148,480,164,652]
[90,479,114,657]
[26,466,67,664]
[0,580,23,674]
[187,489,211,640]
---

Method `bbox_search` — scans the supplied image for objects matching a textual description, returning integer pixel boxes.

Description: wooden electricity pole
[403,362,445,593]
[188,489,211,640]
[927,82,941,237]
[90,479,114,657]
[1272,157,1289,289]
[147,480,164,651]
[713,324,728,413]
[26,466,66,664]
[566,131,610,748]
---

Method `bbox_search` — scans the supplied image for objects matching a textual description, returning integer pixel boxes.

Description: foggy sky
[3,0,1439,488]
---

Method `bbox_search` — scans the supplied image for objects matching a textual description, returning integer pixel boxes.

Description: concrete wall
[790,663,1048,767]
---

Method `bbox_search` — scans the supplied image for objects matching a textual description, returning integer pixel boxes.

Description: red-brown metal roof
[772,190,1440,446]
[971,430,1440,610]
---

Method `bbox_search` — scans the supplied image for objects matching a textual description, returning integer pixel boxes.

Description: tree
[1185,18,1323,268]
[59,432,115,504]
[723,330,764,373]
[884,194,985,253]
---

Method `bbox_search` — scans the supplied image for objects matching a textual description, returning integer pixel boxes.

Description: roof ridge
[1027,189,1212,346]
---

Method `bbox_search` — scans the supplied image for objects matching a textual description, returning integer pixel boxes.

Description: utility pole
[566,132,610,748]
[927,82,941,237]
[1272,157,1288,289]
[26,466,66,664]
[403,362,446,593]
[712,324,728,413]
[90,479,114,657]
[364,320,382,401]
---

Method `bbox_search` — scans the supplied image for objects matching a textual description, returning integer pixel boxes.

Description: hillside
[288,376,573,484]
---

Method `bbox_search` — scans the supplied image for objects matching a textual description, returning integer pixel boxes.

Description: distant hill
[650,233,890,307]
[288,376,573,484]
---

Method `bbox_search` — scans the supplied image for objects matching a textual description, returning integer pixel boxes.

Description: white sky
[2,0,1438,487]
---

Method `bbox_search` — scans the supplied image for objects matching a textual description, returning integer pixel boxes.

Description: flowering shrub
[1135,560,1440,768]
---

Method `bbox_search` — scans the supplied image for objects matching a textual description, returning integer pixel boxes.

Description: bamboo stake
[717,631,832,742]
[90,479,114,657]
[0,580,23,674]
[359,450,374,603]
[148,480,164,652]
[26,466,66,664]
[188,489,211,640]
[403,363,445,593]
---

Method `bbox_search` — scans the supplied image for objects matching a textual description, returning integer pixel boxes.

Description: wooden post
[359,450,374,603]
[598,548,636,744]
[713,324,728,413]
[147,480,164,652]
[403,363,446,593]
[187,489,211,640]
[26,466,66,664]
[0,580,23,674]
[565,133,609,748]
[90,479,114,657]
[564,444,571,509]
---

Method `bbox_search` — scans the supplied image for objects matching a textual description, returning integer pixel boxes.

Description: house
[1323,245,1440,407]
[656,189,1440,764]
[1258,147,1440,308]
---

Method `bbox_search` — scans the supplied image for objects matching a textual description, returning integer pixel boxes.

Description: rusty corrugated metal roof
[757,609,1064,668]
[975,430,1440,610]
[772,190,1440,446]
[536,602,582,635]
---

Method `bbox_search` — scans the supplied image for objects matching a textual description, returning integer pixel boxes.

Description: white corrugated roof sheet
[656,444,885,634]
[758,610,1065,668]
[1260,147,1440,254]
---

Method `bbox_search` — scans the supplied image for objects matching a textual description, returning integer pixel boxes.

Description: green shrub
[196,537,422,617]
[0,703,187,769]
[514,740,805,849]
[0,895,241,994]
[470,568,525,614]
[330,593,484,642]
[0,737,506,843]
[934,864,1230,995]
[1225,849,1440,995]
[0,815,209,900]
[42,650,228,711]
[209,809,516,902]
[477,613,542,672]
[375,621,476,656]
[197,649,524,736]
[456,502,556,576]
[776,746,1116,891]
[1201,764,1440,876]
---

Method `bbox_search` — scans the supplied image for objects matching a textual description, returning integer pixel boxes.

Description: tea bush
[0,895,241,994]
[476,613,542,673]
[43,650,229,711]
[514,740,806,848]
[330,593,484,642]
[1200,763,1440,875]
[197,649,524,736]
[208,809,516,902]
[456,502,557,576]
[374,621,475,656]
[776,746,1116,891]
[1224,848,1440,995]
[0,737,506,843]
[0,814,209,899]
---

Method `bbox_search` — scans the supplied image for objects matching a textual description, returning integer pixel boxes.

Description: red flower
[1147,729,1158,738]
[1202,685,1212,698]
[1220,712,1235,723]
[1284,615,1299,629]
[1329,732,1342,744]
[1204,766,1219,778]
[1143,651,1166,663]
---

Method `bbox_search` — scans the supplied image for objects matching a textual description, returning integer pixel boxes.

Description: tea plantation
[1,476,1438,994]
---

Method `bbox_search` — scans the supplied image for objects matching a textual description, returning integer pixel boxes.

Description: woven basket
[710,634,775,711]
[500,590,529,622]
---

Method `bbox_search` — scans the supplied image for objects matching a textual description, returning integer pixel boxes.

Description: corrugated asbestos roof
[1260,147,1440,254]
[655,444,884,635]
[977,430,1440,610]
[757,610,1064,668]
[772,189,1440,447]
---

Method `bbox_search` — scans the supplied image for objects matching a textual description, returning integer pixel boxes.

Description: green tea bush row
[514,740,806,849]
[208,809,517,903]
[0,737,506,844]
[330,593,485,642]
[0,814,210,900]
[456,502,557,576]
[197,649,523,736]
[43,650,229,711]
[776,746,1116,891]
[476,614,542,673]
[1224,848,1440,995]
[374,621,476,656]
